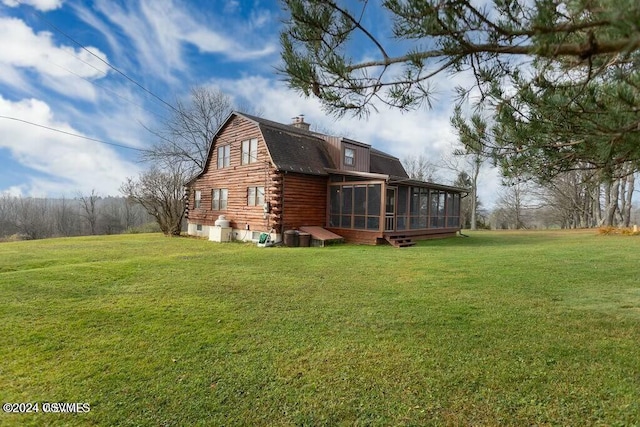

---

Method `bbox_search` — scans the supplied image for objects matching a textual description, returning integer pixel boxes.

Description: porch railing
[384,215,395,232]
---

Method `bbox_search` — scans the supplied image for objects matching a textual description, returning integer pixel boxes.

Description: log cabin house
[185,112,466,246]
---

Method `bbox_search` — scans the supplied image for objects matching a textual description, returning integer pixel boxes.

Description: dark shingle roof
[238,113,335,175]
[370,148,409,178]
[238,112,406,177]
[260,126,335,175]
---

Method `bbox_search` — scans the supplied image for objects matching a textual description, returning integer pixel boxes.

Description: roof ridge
[237,111,325,139]
[370,147,401,160]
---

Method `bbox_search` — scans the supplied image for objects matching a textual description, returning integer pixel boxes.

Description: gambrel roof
[240,113,333,176]
[194,111,410,180]
[370,148,409,178]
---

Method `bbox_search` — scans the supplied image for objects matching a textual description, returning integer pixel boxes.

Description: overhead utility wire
[0,116,152,153]
[45,59,166,121]
[14,0,178,114]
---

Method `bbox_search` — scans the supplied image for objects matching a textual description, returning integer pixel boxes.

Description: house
[185,112,466,246]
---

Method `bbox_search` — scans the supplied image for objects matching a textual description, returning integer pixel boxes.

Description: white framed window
[217,145,230,168]
[344,147,355,166]
[212,188,228,210]
[247,186,265,206]
[194,190,202,208]
[241,139,258,165]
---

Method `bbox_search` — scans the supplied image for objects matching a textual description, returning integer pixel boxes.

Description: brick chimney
[291,115,310,131]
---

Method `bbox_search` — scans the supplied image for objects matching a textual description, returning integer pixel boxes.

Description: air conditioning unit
[209,226,232,242]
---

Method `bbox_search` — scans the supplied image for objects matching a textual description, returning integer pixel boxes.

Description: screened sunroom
[326,172,465,244]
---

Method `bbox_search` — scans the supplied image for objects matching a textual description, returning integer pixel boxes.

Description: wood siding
[281,173,327,231]
[320,136,370,172]
[326,228,381,245]
[186,115,281,232]
[385,228,460,240]
[327,228,459,245]
[412,229,459,240]
[342,142,370,172]
[320,135,341,169]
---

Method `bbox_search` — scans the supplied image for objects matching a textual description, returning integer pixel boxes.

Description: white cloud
[76,82,159,151]
[0,96,142,197]
[223,0,240,14]
[249,8,273,29]
[0,61,30,92]
[70,3,126,64]
[87,0,276,83]
[0,17,109,100]
[1,185,26,197]
[1,0,62,12]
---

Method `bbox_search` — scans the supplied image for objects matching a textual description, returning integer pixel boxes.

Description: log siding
[187,116,281,232]
[281,172,327,231]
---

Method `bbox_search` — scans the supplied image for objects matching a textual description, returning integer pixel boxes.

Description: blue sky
[0,0,500,204]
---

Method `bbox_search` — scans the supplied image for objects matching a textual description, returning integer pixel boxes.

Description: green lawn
[1,231,638,426]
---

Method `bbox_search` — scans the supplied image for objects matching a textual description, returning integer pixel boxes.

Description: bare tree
[121,163,187,236]
[78,190,100,235]
[492,179,535,230]
[142,86,233,174]
[15,197,51,240]
[617,169,636,228]
[402,154,439,182]
[453,171,486,229]
[450,108,493,230]
[535,169,600,229]
[0,193,19,238]
[55,196,78,237]
[98,198,125,235]
[122,197,141,230]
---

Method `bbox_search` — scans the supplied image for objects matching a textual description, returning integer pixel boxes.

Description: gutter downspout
[281,171,286,239]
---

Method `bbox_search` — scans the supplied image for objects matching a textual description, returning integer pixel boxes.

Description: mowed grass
[0,231,639,426]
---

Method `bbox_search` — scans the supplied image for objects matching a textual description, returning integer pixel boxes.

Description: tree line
[491,172,638,230]
[403,154,638,230]
[0,192,155,241]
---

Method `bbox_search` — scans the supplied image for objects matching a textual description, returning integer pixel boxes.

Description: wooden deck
[383,228,459,246]
[299,226,344,246]
[316,227,460,246]
[383,233,416,248]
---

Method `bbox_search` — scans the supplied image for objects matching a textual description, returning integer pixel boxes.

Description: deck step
[385,235,416,248]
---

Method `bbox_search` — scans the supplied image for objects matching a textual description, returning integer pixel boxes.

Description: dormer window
[344,147,355,166]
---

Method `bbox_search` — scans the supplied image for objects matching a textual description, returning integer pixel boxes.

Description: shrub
[597,226,617,235]
[598,226,640,236]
